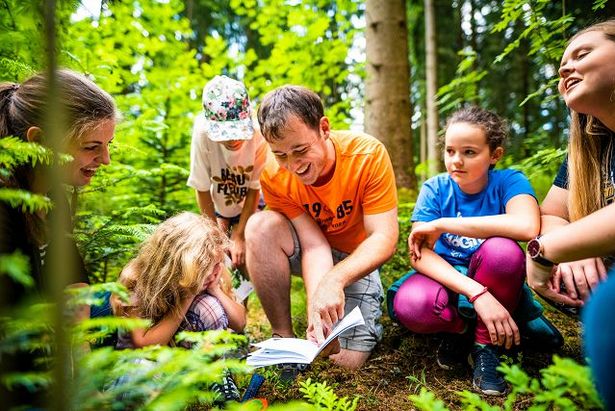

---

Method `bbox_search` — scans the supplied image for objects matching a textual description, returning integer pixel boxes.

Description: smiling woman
[0,69,119,303]
[527,19,615,309]
[557,30,615,125]
[523,19,615,410]
[0,68,119,409]
[66,119,115,186]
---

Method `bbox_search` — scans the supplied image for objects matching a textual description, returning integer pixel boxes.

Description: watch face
[527,239,541,258]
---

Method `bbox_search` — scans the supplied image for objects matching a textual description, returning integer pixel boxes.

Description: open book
[246,306,365,367]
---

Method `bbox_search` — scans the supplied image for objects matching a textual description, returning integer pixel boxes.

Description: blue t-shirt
[412,169,536,266]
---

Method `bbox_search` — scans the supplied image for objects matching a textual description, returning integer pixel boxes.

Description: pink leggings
[393,237,525,345]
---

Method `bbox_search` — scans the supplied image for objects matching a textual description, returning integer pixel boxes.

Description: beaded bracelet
[469,286,489,303]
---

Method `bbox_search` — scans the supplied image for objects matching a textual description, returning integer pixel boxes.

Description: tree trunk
[365,0,416,190]
[420,119,427,183]
[468,0,480,105]
[425,0,439,176]
[521,35,530,158]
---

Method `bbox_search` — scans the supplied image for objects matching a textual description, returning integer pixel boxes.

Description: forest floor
[242,283,583,411]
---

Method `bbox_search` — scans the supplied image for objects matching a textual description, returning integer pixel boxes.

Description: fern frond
[83,223,156,247]
[0,251,33,288]
[0,137,53,170]
[0,188,52,213]
[112,204,166,222]
[0,58,35,81]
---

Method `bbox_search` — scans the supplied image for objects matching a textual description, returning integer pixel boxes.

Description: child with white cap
[188,75,268,270]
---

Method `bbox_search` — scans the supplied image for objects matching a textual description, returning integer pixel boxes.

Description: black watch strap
[532,254,555,267]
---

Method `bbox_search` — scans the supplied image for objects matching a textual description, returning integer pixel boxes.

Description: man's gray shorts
[288,221,384,352]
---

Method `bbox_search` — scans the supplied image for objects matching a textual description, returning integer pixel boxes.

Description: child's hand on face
[200,262,223,295]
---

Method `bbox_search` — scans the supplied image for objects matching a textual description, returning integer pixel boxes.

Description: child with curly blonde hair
[113,212,245,349]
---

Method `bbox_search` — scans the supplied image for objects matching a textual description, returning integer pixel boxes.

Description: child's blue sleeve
[411,178,442,223]
[502,169,537,206]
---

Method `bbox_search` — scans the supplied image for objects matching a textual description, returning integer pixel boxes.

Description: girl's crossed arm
[409,194,539,259]
[130,292,197,348]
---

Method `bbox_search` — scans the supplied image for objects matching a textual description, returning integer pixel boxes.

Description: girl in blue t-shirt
[392,106,540,396]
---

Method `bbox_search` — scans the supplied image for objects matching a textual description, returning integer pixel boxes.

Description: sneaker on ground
[468,344,507,396]
[277,362,309,383]
[436,332,473,370]
[211,371,241,404]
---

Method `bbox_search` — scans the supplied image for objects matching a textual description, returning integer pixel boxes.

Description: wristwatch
[527,235,555,267]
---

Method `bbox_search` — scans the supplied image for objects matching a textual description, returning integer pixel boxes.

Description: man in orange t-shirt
[245,85,398,370]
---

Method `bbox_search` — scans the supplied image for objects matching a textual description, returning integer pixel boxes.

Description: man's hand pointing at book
[307,276,345,345]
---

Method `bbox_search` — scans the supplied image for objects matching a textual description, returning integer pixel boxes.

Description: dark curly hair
[444,106,508,152]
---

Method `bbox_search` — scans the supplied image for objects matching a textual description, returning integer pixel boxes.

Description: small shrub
[408,356,604,411]
[299,378,360,411]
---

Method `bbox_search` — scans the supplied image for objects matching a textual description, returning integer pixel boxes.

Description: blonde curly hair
[124,212,230,324]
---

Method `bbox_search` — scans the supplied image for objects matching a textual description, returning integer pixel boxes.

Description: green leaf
[0,137,53,169]
[0,251,33,287]
[0,188,52,213]
[408,387,450,411]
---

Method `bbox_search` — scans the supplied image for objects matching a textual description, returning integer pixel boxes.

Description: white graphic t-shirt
[187,115,268,218]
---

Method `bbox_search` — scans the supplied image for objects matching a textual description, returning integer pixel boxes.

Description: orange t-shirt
[261,131,397,254]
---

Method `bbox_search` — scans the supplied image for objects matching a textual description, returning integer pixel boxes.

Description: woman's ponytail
[0,82,20,137]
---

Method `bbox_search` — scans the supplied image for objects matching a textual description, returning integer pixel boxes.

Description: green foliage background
[2,0,608,280]
[1,0,610,409]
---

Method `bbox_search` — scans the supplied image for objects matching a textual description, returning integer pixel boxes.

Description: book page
[316,306,365,356]
[247,347,315,366]
[253,337,319,358]
[246,306,365,367]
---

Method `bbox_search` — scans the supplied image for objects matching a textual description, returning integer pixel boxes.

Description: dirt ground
[244,294,583,410]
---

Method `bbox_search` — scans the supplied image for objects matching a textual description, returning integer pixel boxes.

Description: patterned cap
[202,75,254,142]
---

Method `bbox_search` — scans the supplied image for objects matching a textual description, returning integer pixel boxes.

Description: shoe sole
[472,381,507,396]
[277,363,308,383]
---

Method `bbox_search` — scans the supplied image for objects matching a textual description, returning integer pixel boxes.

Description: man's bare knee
[246,210,294,260]
[329,349,371,370]
[245,210,288,243]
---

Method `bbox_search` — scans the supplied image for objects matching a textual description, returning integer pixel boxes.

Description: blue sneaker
[468,345,507,396]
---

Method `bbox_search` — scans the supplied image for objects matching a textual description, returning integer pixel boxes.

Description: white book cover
[246,306,365,367]
[234,279,254,302]
[224,255,254,302]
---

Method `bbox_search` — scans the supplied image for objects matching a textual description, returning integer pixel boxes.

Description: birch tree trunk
[365,0,416,190]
